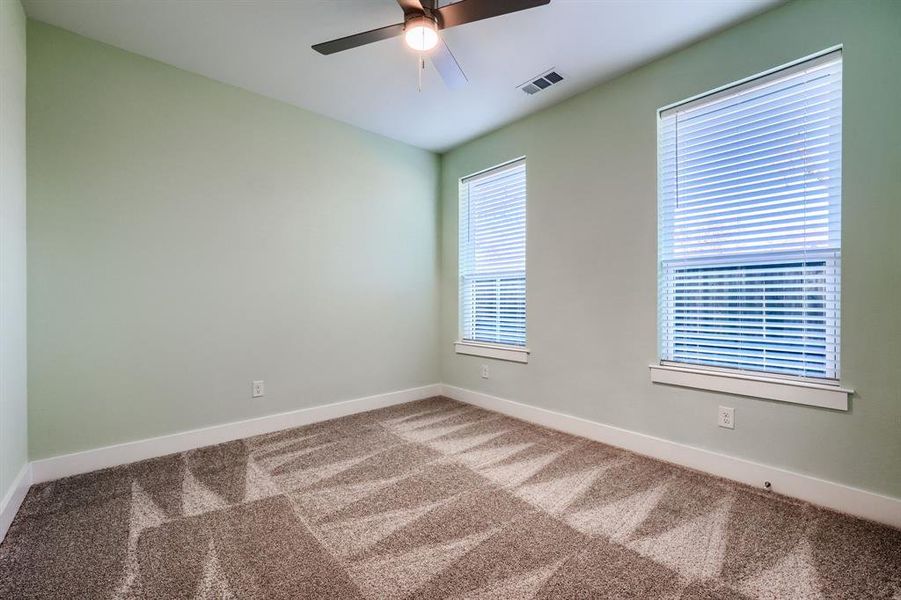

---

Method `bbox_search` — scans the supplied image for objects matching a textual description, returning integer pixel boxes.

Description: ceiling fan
[312,0,551,89]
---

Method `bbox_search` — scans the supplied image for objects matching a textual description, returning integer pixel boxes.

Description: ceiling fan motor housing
[405,13,439,32]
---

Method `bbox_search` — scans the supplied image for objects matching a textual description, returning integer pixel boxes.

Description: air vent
[545,71,563,84]
[518,69,565,95]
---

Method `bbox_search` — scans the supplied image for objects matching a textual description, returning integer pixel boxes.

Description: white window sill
[455,342,529,363]
[649,364,853,410]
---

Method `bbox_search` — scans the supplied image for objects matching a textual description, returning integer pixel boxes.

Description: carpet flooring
[1,396,899,599]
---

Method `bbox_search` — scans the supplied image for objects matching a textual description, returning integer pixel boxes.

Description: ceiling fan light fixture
[404,16,439,52]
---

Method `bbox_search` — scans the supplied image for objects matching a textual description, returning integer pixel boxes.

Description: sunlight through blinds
[459,159,527,347]
[658,51,842,379]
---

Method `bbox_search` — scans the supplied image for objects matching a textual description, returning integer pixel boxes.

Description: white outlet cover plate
[252,380,265,398]
[718,406,734,429]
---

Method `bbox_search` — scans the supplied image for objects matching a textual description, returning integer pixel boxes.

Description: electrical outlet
[252,380,265,398]
[480,365,489,379]
[718,406,734,429]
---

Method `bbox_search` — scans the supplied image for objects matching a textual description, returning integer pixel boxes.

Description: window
[456,158,528,363]
[657,51,843,386]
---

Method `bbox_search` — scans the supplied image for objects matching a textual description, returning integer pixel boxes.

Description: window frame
[455,157,529,364]
[651,47,852,409]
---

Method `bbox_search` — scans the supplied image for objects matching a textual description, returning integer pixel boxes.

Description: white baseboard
[1,463,33,542]
[441,384,901,529]
[14,382,900,532]
[30,384,441,485]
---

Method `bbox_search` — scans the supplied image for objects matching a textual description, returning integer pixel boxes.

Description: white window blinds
[459,159,527,347]
[658,50,842,380]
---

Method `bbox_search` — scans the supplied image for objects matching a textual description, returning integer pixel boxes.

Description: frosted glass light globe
[405,17,438,51]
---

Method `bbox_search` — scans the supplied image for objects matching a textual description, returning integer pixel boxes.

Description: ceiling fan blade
[430,38,468,89]
[396,0,424,15]
[312,22,405,55]
[436,0,550,29]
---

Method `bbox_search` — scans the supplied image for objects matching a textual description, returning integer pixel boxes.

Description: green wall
[440,0,901,498]
[0,0,28,506]
[27,22,440,459]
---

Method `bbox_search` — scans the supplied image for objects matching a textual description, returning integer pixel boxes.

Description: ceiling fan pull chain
[418,54,424,92]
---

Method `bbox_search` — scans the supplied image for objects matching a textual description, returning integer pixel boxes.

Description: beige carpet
[1,396,899,599]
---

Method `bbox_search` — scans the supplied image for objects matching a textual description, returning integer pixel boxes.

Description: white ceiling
[23,0,781,152]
